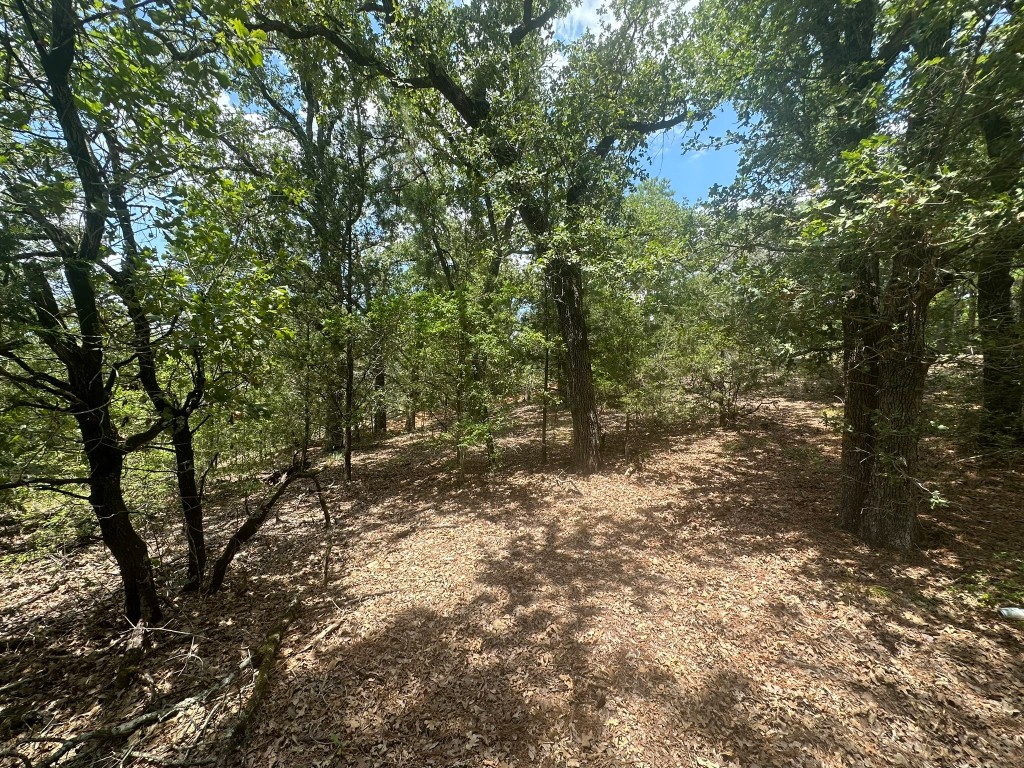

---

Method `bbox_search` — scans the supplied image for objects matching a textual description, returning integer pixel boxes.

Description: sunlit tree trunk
[546,256,602,473]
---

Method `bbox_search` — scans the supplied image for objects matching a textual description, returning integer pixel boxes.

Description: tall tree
[249,0,693,472]
[0,0,245,615]
[696,0,1021,548]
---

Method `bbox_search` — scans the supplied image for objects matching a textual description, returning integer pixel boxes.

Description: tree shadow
[3,396,1022,768]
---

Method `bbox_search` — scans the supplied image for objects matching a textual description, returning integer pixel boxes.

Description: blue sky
[640,108,741,203]
[552,0,740,204]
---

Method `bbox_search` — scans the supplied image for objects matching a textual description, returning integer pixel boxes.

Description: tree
[974,20,1024,443]
[248,0,693,472]
[0,0,259,615]
[696,0,1022,548]
[3,0,166,621]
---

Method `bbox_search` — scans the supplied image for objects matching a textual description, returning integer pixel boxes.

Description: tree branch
[122,419,169,454]
[0,476,91,491]
[510,3,560,47]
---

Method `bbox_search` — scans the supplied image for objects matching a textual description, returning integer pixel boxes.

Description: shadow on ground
[2,399,1022,768]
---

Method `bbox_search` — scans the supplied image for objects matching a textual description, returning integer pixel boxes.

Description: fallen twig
[216,598,301,766]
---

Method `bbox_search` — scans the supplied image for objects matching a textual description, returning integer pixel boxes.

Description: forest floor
[1,397,1023,768]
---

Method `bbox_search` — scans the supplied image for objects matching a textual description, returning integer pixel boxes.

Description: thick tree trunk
[849,242,939,551]
[81,426,162,623]
[172,420,205,591]
[546,257,601,473]
[857,297,930,550]
[838,259,880,533]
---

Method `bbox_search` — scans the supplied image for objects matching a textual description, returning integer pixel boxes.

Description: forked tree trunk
[546,257,601,473]
[80,422,162,623]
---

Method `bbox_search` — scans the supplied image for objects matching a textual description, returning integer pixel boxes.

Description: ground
[1,399,1023,768]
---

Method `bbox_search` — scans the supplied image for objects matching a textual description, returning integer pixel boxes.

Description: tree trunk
[172,420,205,591]
[838,258,880,533]
[373,368,387,434]
[978,112,1024,443]
[80,424,162,623]
[344,341,354,482]
[541,316,551,466]
[857,295,930,550]
[546,257,601,473]
[978,256,1023,442]
[344,223,355,482]
[852,243,939,551]
[325,399,344,450]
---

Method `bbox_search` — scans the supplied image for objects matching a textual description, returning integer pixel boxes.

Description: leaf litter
[1,399,1022,767]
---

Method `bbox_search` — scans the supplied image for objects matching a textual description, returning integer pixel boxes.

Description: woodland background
[1,0,1022,766]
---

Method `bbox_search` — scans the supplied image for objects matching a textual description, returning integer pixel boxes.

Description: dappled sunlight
[7,399,1019,767]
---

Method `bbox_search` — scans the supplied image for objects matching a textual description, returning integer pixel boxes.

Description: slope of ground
[1,399,1022,768]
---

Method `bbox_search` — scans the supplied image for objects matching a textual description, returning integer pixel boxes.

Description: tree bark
[856,271,932,549]
[173,420,206,591]
[978,256,1023,442]
[838,258,880,533]
[849,240,942,550]
[546,257,601,472]
[78,414,162,623]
